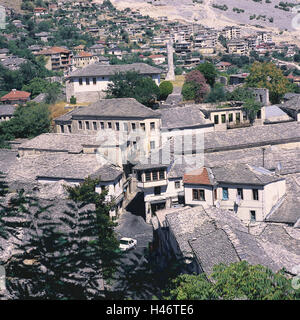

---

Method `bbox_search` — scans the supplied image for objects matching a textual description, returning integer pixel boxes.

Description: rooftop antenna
[277,162,282,175]
[262,147,266,168]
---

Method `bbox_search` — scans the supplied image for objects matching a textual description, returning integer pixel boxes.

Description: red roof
[37,46,71,55]
[183,168,213,185]
[34,7,47,12]
[78,51,92,57]
[1,90,31,102]
[149,54,165,59]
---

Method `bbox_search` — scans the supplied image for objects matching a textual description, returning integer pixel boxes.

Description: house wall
[184,182,285,223]
[66,73,161,103]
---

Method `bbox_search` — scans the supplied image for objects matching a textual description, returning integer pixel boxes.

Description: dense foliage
[245,62,292,104]
[164,261,300,300]
[105,71,160,108]
[159,81,173,100]
[0,102,51,148]
[182,70,210,103]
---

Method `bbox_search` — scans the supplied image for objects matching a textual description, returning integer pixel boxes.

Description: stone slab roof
[160,105,211,129]
[71,98,161,119]
[0,104,16,116]
[68,62,162,78]
[18,133,102,154]
[5,153,114,183]
[162,206,290,275]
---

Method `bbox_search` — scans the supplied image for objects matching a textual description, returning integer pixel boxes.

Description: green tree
[196,62,218,87]
[182,70,210,103]
[105,71,160,108]
[159,81,173,100]
[245,62,292,104]
[0,189,120,299]
[243,98,262,124]
[163,261,300,300]
[0,103,51,144]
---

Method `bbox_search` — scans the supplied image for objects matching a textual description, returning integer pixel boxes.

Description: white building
[183,164,286,223]
[66,63,162,103]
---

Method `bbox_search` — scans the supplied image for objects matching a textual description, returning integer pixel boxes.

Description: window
[93,77,97,85]
[214,115,219,124]
[68,125,72,133]
[236,113,240,123]
[250,210,256,222]
[131,123,136,131]
[133,141,137,149]
[108,122,112,129]
[140,123,145,131]
[192,189,205,201]
[145,172,151,181]
[85,121,90,130]
[221,114,226,123]
[79,78,83,85]
[214,189,217,200]
[60,125,64,133]
[86,78,90,85]
[116,122,120,131]
[175,181,181,189]
[93,122,97,130]
[222,187,229,200]
[237,188,244,200]
[257,110,261,119]
[152,171,158,181]
[100,122,104,129]
[78,121,82,129]
[150,122,155,130]
[229,113,233,122]
[252,189,259,201]
[159,170,165,180]
[154,186,161,195]
[150,141,155,150]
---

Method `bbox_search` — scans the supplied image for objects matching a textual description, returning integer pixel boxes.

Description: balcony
[137,179,167,189]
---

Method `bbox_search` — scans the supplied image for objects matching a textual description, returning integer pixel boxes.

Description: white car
[119,237,137,252]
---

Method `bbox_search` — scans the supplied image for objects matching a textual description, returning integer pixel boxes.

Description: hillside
[0,0,22,13]
[104,0,300,44]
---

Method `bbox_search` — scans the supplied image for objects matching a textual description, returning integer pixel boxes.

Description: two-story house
[66,63,162,103]
[183,164,286,223]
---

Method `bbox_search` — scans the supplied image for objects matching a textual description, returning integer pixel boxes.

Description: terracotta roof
[37,46,70,55]
[1,90,30,101]
[78,51,93,57]
[183,167,213,185]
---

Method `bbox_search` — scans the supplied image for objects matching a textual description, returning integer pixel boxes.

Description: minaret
[165,38,175,81]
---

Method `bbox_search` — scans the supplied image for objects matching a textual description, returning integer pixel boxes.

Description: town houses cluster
[0,0,299,279]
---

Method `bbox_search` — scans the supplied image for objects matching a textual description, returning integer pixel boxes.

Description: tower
[165,38,175,81]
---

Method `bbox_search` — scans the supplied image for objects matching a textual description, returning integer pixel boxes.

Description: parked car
[119,237,137,252]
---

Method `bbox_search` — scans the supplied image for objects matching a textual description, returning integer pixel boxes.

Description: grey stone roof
[265,173,300,226]
[160,105,212,130]
[5,153,112,183]
[0,149,18,174]
[211,164,283,186]
[68,62,162,78]
[0,104,16,117]
[264,105,292,123]
[18,133,101,154]
[71,98,161,119]
[203,122,300,152]
[189,229,240,275]
[31,93,47,104]
[163,206,282,274]
[280,95,300,112]
[90,164,122,182]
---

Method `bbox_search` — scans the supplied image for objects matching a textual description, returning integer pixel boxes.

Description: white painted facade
[184,179,286,223]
